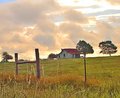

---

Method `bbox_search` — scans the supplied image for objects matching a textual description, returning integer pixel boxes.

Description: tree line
[48,40,118,59]
[1,40,118,62]
[76,40,117,57]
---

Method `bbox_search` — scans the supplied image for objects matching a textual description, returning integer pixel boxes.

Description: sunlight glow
[57,0,98,6]
[57,0,118,14]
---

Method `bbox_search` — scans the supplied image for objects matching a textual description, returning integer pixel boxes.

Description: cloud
[87,9,120,16]
[107,0,120,5]
[33,34,55,48]
[95,19,120,49]
[8,0,61,25]
[59,22,84,41]
[0,0,120,59]
[59,22,99,46]
[0,0,62,58]
[63,9,88,24]
[109,16,120,23]
[96,21,114,40]
[108,16,120,43]
[70,5,100,10]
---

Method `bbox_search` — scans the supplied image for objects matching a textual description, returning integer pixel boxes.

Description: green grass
[0,56,120,98]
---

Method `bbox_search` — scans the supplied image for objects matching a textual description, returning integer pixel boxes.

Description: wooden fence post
[83,53,87,85]
[14,49,40,79]
[15,53,18,75]
[35,49,40,79]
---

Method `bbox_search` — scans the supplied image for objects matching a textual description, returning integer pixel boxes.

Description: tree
[76,40,94,85]
[48,53,57,59]
[99,41,117,56]
[76,40,94,55]
[1,52,13,62]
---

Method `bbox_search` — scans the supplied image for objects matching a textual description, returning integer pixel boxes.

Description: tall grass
[0,56,120,97]
[0,73,120,98]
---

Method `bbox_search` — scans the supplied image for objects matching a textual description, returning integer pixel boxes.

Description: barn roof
[62,48,80,54]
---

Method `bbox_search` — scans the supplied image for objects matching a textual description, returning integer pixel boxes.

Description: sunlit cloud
[107,0,120,5]
[0,0,120,59]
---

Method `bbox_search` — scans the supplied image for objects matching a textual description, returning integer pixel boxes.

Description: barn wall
[58,50,74,58]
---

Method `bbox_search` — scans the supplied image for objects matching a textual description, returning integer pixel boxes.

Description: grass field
[0,56,120,98]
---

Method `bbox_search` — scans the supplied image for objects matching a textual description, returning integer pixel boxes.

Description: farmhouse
[57,48,80,59]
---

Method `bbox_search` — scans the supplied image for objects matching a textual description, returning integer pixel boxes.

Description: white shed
[57,48,80,59]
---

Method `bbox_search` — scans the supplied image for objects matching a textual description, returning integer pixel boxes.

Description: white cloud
[107,0,120,5]
[0,0,119,59]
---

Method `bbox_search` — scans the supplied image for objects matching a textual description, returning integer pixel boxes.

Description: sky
[0,0,15,3]
[0,0,120,60]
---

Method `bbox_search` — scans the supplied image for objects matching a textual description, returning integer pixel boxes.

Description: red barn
[57,48,80,58]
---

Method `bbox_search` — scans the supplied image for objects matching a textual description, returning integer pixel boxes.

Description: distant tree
[48,53,57,59]
[76,40,94,56]
[99,41,117,56]
[1,52,13,62]
[76,40,94,84]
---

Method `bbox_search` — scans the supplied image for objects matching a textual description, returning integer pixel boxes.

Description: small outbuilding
[57,48,80,59]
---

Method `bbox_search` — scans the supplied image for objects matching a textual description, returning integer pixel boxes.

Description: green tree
[76,40,94,84]
[48,53,57,59]
[99,41,117,56]
[76,40,94,55]
[2,52,13,62]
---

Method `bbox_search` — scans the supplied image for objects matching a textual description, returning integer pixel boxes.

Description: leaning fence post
[15,53,18,75]
[35,49,40,79]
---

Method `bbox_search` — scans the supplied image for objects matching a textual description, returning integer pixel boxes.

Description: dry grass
[0,73,101,87]
[0,56,120,97]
